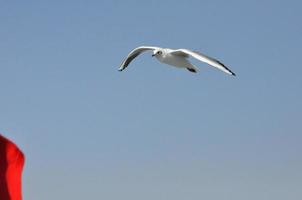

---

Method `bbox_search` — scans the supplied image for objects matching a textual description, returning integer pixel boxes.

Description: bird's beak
[152,54,155,57]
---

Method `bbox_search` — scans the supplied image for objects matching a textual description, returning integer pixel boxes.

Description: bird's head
[152,49,163,57]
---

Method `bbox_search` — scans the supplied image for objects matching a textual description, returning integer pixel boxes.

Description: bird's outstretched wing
[119,46,160,71]
[171,49,236,76]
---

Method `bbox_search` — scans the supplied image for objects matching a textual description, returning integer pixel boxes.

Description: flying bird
[118,46,236,76]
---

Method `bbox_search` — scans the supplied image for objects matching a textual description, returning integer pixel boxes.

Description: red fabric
[0,134,25,200]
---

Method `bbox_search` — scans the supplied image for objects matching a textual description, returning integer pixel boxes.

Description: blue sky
[1,1,302,199]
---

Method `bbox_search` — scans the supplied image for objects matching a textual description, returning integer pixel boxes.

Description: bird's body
[154,48,198,71]
[119,46,236,76]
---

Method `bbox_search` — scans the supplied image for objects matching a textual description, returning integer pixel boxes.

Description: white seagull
[118,46,236,76]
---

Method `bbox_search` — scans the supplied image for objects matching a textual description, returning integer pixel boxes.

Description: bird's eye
[158,51,162,55]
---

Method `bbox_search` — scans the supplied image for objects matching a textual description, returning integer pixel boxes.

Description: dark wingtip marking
[217,61,236,76]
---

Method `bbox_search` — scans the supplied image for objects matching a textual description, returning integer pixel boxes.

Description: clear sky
[1,1,302,199]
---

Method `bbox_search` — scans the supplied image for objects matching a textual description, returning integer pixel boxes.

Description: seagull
[118,46,236,76]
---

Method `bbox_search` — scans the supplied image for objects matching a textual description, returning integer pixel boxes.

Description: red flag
[0,134,25,200]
